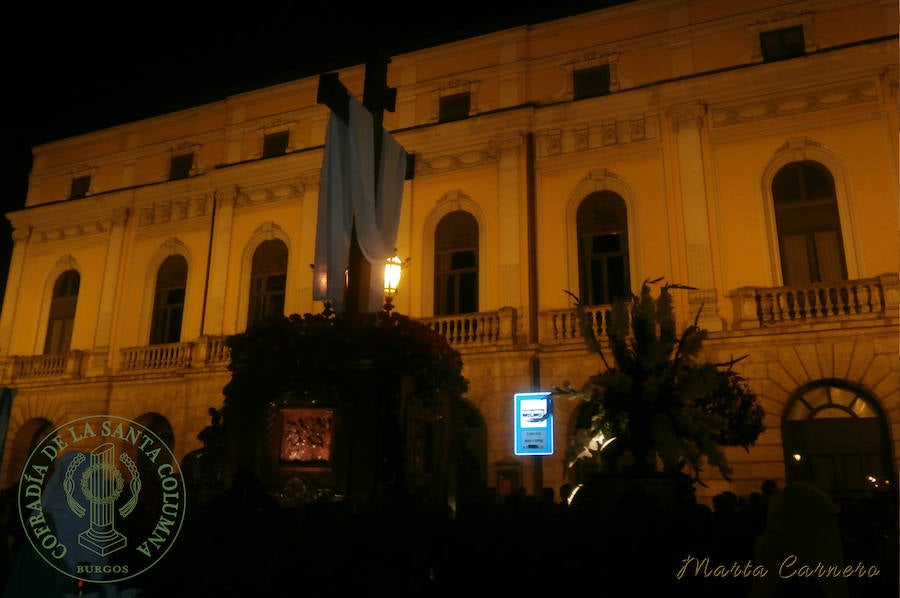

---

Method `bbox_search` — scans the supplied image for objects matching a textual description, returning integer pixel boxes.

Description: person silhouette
[749,481,848,598]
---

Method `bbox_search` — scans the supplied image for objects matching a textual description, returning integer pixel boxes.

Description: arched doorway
[3,418,53,488]
[782,379,895,500]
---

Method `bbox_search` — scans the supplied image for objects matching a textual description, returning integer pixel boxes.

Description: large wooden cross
[316,52,415,314]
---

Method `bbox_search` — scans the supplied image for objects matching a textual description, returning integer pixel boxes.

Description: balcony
[118,335,231,372]
[418,307,517,350]
[731,274,898,329]
[3,351,85,381]
[538,274,898,347]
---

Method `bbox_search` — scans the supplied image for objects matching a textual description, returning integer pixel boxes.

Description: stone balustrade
[0,274,895,382]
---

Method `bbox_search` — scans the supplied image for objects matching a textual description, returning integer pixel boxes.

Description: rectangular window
[439,92,470,123]
[573,64,611,100]
[169,153,194,180]
[262,131,290,158]
[69,176,91,199]
[760,26,805,62]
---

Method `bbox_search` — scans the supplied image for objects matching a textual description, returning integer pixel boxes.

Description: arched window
[782,380,894,499]
[44,269,80,354]
[577,191,630,306]
[248,239,288,326]
[150,255,188,345]
[772,160,847,285]
[434,211,478,315]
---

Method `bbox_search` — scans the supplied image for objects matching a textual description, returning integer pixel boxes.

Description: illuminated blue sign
[514,391,553,456]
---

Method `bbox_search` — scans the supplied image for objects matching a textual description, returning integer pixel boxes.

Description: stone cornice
[710,79,880,128]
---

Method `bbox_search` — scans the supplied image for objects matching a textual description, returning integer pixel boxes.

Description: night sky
[0,1,632,307]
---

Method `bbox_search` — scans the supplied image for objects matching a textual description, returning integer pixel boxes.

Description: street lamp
[383,253,403,314]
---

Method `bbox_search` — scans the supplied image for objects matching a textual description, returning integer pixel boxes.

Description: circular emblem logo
[17,415,187,584]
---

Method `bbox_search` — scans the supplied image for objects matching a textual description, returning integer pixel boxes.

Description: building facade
[1,0,897,505]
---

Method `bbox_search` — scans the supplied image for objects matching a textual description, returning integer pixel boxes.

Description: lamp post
[383,253,403,314]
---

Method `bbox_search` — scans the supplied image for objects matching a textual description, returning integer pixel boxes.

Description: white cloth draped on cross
[314,93,407,313]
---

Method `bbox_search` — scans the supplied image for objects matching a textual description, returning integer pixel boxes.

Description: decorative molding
[535,115,656,158]
[774,136,822,157]
[235,180,305,208]
[252,221,287,240]
[67,163,97,175]
[11,227,31,244]
[746,11,817,62]
[579,168,621,187]
[490,133,524,154]
[214,185,239,207]
[602,121,618,146]
[435,189,473,213]
[33,220,109,243]
[546,130,561,155]
[110,208,129,227]
[138,194,209,227]
[262,118,298,130]
[171,140,200,151]
[573,125,589,152]
[882,66,899,96]
[710,81,879,128]
[54,254,79,272]
[668,101,707,132]
[555,50,621,101]
[429,79,482,121]
[160,237,189,256]
[415,146,499,176]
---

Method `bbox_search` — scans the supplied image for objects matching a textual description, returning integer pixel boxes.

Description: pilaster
[0,226,32,355]
[493,133,524,310]
[202,186,238,335]
[668,101,723,331]
[86,208,129,376]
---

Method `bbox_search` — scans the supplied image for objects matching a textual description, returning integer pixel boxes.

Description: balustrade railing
[9,351,84,379]
[4,275,895,383]
[204,335,231,365]
[119,342,193,371]
[419,307,516,349]
[541,304,612,345]
[732,274,898,328]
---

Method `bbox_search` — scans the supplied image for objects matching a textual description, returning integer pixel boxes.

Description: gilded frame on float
[278,407,334,468]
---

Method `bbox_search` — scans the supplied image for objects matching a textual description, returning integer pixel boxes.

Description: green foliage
[223,311,469,415]
[555,279,765,484]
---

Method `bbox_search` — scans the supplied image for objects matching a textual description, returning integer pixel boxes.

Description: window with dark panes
[577,191,630,306]
[169,153,194,180]
[573,64,611,100]
[262,131,290,158]
[760,26,805,62]
[70,176,91,199]
[434,211,478,315]
[439,92,470,123]
[44,270,80,354]
[248,239,288,326]
[150,255,188,345]
[773,160,846,285]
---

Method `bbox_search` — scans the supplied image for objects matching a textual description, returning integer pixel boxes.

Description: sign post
[514,391,554,456]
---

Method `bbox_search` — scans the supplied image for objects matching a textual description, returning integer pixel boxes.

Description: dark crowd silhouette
[1,471,897,597]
